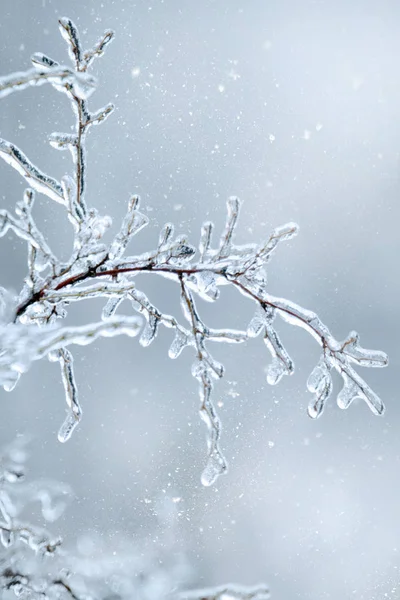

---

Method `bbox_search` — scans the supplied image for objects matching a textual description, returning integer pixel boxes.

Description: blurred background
[1,0,400,598]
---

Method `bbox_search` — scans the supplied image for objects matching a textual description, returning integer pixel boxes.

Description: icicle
[337,372,360,410]
[247,305,275,338]
[2,371,21,392]
[201,449,228,487]
[140,313,159,347]
[58,413,80,443]
[265,357,286,386]
[168,330,189,359]
[54,348,82,443]
[307,358,333,418]
[0,528,13,548]
[263,327,293,384]
[198,373,227,487]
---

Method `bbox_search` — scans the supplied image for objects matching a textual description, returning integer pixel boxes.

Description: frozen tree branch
[0,17,388,490]
[0,65,96,100]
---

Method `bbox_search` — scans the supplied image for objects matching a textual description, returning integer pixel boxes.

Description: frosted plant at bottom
[0,17,388,487]
[0,438,269,600]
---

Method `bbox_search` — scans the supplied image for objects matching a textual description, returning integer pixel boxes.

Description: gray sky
[1,1,400,598]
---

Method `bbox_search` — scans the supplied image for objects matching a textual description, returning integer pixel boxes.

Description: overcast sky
[1,1,400,599]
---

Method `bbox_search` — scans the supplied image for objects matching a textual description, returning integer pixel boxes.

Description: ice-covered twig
[180,277,227,486]
[82,29,115,69]
[0,65,96,100]
[181,585,270,600]
[0,139,65,204]
[49,348,82,443]
[0,17,388,487]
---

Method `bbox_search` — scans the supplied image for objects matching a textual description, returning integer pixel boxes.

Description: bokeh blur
[1,1,400,598]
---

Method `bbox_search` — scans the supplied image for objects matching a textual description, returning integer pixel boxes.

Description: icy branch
[0,139,65,204]
[0,17,388,489]
[181,585,270,600]
[0,66,96,100]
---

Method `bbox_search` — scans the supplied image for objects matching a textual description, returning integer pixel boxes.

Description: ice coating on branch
[0,17,388,487]
[247,305,275,338]
[263,323,294,385]
[337,372,361,410]
[218,196,240,258]
[199,221,213,262]
[182,584,270,600]
[0,139,65,204]
[307,357,333,418]
[31,52,59,70]
[340,330,388,367]
[0,66,96,100]
[59,17,82,66]
[53,348,82,442]
[187,271,219,302]
[140,313,159,347]
[109,195,149,259]
[169,330,190,359]
[102,295,124,320]
[87,102,115,126]
[48,131,77,151]
[82,29,115,68]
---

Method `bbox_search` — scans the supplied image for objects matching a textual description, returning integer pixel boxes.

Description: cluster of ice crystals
[0,16,388,490]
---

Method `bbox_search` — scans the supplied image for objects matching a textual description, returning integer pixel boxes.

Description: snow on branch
[0,18,388,490]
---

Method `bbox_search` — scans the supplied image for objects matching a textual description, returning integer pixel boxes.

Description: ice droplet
[0,528,14,548]
[58,412,79,443]
[201,451,227,487]
[139,314,159,347]
[337,373,359,410]
[265,357,285,385]
[168,330,188,359]
[307,359,333,419]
